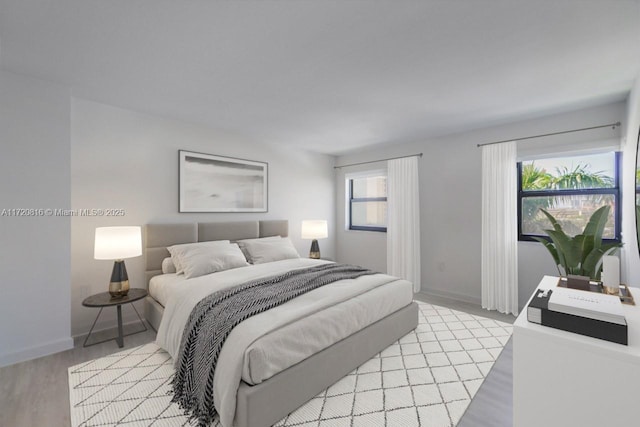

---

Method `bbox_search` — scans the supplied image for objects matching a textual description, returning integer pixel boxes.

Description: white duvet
[156,258,413,427]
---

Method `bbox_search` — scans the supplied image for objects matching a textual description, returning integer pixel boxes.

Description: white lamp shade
[301,220,328,240]
[94,226,142,260]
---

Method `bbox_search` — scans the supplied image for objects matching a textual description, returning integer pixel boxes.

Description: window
[518,151,621,242]
[348,174,387,232]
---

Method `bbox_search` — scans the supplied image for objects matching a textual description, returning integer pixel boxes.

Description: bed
[144,220,418,427]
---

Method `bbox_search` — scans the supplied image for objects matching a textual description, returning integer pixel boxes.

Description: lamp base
[109,260,130,298]
[309,239,321,259]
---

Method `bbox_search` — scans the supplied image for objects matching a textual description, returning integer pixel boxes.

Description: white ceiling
[1,0,639,155]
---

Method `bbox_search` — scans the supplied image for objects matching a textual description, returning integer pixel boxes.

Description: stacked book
[527,286,627,345]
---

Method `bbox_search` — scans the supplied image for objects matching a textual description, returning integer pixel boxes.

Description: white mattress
[241,276,412,384]
[152,259,414,385]
[149,273,186,307]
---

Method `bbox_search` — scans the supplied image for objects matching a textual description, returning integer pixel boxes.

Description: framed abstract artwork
[179,150,268,212]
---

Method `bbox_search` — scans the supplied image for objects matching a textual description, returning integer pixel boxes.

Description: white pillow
[167,240,230,274]
[240,237,300,264]
[177,243,249,279]
[161,257,177,274]
[237,236,282,262]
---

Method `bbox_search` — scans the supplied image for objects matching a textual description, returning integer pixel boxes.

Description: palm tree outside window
[517,151,621,242]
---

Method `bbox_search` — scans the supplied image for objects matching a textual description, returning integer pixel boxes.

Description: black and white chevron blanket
[171,263,375,426]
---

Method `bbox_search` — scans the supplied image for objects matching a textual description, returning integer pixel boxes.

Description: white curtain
[481,141,518,315]
[387,157,421,292]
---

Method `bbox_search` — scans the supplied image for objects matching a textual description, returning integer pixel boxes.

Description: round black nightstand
[82,288,148,348]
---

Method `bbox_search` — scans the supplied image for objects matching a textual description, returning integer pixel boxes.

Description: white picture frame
[179,150,268,212]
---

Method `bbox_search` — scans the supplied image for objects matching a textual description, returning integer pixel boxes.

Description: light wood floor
[413,292,516,325]
[0,325,157,427]
[0,295,515,427]
[459,338,513,427]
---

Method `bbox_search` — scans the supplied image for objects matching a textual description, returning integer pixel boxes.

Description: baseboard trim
[418,288,482,306]
[72,319,148,346]
[0,336,74,368]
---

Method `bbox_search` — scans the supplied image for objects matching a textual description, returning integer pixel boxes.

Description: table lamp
[301,220,328,259]
[94,226,142,298]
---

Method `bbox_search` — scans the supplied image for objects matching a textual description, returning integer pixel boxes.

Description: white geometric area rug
[68,302,512,427]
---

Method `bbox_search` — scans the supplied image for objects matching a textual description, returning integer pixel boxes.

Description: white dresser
[513,275,640,427]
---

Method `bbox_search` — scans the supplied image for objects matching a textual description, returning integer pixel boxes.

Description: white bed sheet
[148,273,186,307]
[151,261,413,385]
[241,277,412,384]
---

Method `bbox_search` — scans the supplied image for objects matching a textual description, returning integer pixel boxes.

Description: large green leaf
[572,234,592,274]
[581,205,610,249]
[534,205,622,280]
[537,232,567,273]
[546,229,580,272]
[539,209,564,233]
[577,234,595,267]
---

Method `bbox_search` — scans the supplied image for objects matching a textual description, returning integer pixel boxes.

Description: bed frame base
[144,296,163,332]
[234,302,419,427]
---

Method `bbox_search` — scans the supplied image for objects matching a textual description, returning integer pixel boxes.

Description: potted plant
[533,205,622,280]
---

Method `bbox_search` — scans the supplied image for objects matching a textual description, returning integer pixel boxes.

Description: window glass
[518,151,620,242]
[352,176,387,198]
[348,174,387,232]
[521,152,615,191]
[521,194,616,238]
[351,201,387,228]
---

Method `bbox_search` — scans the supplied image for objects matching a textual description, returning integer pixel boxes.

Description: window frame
[517,151,621,243]
[348,175,387,233]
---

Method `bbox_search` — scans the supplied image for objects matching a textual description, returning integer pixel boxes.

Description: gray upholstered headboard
[144,220,289,285]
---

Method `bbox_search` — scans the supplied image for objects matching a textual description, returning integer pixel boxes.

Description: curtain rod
[476,122,621,148]
[334,153,423,169]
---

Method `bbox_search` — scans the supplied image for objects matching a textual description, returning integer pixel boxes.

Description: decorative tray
[557,277,635,306]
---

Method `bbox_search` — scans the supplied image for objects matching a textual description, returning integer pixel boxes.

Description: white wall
[335,102,627,309]
[0,71,73,367]
[71,99,336,335]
